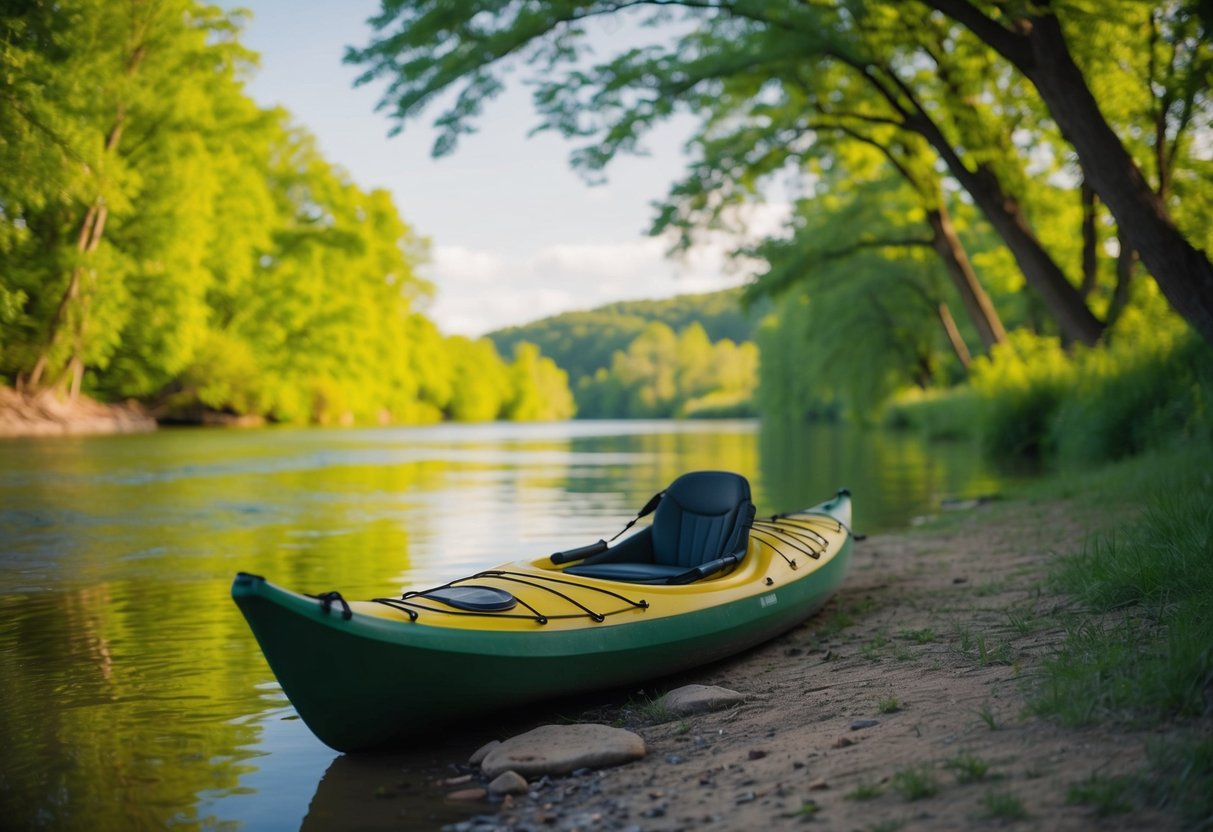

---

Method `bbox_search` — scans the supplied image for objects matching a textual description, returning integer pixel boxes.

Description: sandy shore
[0,387,156,437]
[455,496,1195,831]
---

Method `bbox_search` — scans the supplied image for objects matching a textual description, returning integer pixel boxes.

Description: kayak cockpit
[558,471,756,585]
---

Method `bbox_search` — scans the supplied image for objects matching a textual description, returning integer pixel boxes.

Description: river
[0,419,1006,831]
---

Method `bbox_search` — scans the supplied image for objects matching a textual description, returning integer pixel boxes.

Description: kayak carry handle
[550,539,608,564]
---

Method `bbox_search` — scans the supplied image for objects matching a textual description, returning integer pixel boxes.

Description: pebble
[850,719,880,730]
[832,736,855,748]
[446,787,488,802]
[468,740,501,766]
[660,684,747,716]
[488,770,528,796]
[480,723,646,778]
[747,749,768,760]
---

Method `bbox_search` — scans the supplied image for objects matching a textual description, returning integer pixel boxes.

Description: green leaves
[1,0,575,425]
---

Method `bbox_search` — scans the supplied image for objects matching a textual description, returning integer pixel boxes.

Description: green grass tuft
[1066,775,1134,817]
[980,790,1028,821]
[1038,463,1213,725]
[891,766,938,801]
[846,781,884,801]
[944,753,989,784]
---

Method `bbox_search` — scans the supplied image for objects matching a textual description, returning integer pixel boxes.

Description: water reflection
[0,419,1009,830]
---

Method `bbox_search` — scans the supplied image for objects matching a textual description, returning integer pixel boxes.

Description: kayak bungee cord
[749,524,819,565]
[371,569,649,625]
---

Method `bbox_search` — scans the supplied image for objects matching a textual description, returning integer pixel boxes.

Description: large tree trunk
[924,200,1007,350]
[925,0,1213,348]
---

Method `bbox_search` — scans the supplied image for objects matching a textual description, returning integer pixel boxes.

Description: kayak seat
[564,471,756,584]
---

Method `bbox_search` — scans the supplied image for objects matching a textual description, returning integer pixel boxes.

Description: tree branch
[919,0,1033,69]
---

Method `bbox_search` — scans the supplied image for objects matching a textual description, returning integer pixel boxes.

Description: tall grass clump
[1036,444,1213,725]
[1050,318,1213,466]
[967,311,1213,465]
[969,330,1074,459]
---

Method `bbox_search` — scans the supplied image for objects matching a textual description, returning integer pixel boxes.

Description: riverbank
[453,457,1210,831]
[0,387,156,437]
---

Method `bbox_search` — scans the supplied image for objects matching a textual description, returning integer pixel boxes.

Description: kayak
[232,472,854,752]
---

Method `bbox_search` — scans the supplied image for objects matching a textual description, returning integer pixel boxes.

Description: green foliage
[969,330,1075,459]
[502,343,577,421]
[979,791,1028,821]
[1066,775,1135,817]
[1144,737,1213,826]
[966,310,1213,462]
[1050,307,1213,465]
[0,0,574,425]
[563,320,759,419]
[347,0,1213,437]
[846,781,885,801]
[882,387,980,441]
[890,766,939,801]
[944,754,989,785]
[486,288,763,408]
[1019,442,1213,826]
[1037,446,1213,725]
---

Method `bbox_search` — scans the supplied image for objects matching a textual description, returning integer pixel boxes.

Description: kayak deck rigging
[371,569,650,625]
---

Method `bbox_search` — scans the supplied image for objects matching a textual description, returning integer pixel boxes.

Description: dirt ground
[0,386,154,436]
[455,497,1197,832]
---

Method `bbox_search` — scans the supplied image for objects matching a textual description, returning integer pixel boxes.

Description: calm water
[0,419,1006,831]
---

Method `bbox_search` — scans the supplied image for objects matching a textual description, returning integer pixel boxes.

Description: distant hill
[486,288,764,386]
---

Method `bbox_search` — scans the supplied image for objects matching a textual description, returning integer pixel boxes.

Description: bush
[1050,327,1213,466]
[969,330,1075,459]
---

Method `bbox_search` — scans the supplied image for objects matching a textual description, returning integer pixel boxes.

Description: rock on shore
[0,387,156,437]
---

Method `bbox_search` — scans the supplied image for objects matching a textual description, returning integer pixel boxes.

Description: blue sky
[228,1,784,336]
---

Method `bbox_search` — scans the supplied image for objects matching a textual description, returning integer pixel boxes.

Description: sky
[228,0,785,337]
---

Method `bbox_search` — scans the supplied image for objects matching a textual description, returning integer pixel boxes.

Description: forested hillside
[0,0,573,426]
[487,289,764,417]
[487,289,759,381]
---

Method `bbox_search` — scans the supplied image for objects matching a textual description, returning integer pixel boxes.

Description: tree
[348,0,1212,347]
[502,342,577,420]
[924,0,1213,347]
[1,0,250,398]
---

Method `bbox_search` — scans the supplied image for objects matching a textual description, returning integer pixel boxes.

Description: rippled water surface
[0,420,1007,830]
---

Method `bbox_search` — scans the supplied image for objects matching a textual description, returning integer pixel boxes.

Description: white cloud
[421,201,795,338]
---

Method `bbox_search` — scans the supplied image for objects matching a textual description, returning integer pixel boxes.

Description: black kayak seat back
[563,471,755,584]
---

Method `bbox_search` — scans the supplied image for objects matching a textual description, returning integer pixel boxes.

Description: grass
[1034,449,1213,726]
[1066,775,1134,816]
[980,790,1028,821]
[890,766,938,801]
[845,781,884,801]
[861,633,888,661]
[1023,441,1213,827]
[900,627,936,644]
[943,753,989,784]
[1144,737,1213,826]
[877,696,900,714]
[974,704,1000,731]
